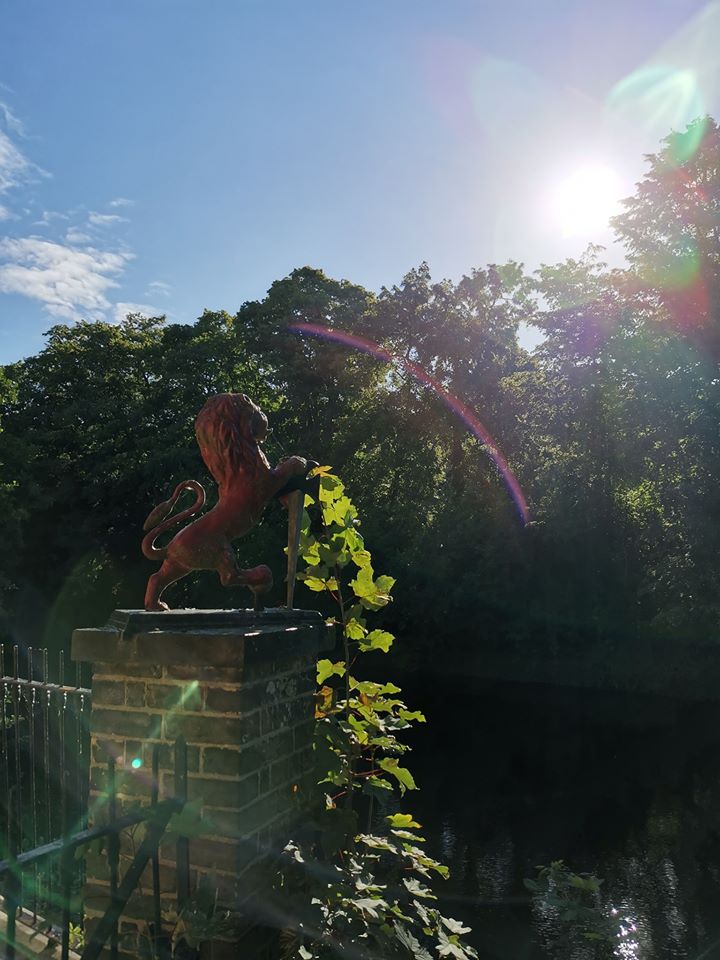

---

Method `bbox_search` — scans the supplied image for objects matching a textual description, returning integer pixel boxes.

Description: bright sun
[549,164,623,237]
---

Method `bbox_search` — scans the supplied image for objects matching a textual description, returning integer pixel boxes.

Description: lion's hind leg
[217,551,273,609]
[144,559,191,611]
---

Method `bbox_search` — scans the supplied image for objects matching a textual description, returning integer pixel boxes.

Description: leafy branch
[278,467,476,960]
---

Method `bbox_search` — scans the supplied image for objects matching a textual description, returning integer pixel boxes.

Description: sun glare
[549,164,623,237]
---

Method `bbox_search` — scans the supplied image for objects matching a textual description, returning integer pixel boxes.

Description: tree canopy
[2,118,720,675]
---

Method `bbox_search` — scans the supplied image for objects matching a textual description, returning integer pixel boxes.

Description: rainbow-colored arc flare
[288,322,529,525]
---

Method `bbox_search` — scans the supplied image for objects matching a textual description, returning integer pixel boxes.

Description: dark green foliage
[1,119,720,671]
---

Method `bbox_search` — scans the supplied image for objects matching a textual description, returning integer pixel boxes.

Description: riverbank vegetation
[1,117,719,673]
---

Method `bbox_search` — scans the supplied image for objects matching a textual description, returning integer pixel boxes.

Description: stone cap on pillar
[71,607,334,668]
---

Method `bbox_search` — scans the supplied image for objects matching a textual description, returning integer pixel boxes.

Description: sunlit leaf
[386,813,422,829]
[359,629,394,653]
[317,659,346,684]
[379,758,417,794]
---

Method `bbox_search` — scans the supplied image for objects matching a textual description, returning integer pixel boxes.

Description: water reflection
[405,678,720,959]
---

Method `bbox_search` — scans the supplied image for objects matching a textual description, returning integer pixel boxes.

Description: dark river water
[404,676,720,960]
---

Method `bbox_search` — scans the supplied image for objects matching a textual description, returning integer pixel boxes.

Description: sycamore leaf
[393,923,433,960]
[317,659,346,684]
[403,877,435,899]
[379,758,417,794]
[357,834,398,854]
[362,777,394,796]
[319,474,345,501]
[353,898,388,920]
[392,828,427,842]
[441,917,472,936]
[437,928,476,958]
[399,708,426,723]
[413,900,435,927]
[348,714,369,744]
[304,576,327,592]
[352,550,372,568]
[302,542,321,566]
[345,618,367,640]
[349,564,376,598]
[374,575,396,594]
[387,813,422,829]
[315,684,335,717]
[359,629,394,653]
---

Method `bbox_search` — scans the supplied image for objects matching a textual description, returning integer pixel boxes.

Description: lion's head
[194,393,269,486]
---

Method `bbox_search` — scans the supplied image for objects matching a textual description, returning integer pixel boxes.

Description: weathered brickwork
[72,609,332,958]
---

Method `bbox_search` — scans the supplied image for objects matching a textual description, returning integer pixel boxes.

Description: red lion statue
[141,393,313,611]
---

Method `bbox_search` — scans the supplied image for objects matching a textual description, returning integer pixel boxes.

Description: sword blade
[286,489,304,609]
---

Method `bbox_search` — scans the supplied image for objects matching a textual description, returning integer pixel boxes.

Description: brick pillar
[71,608,332,957]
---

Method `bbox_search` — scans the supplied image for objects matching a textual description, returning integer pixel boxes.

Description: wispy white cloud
[113,301,160,323]
[0,99,139,330]
[0,127,34,194]
[65,228,92,245]
[0,237,133,321]
[0,100,26,137]
[146,280,172,297]
[32,209,69,227]
[88,211,128,227]
[0,99,47,196]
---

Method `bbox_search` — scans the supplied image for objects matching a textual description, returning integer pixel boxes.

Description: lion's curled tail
[141,480,206,560]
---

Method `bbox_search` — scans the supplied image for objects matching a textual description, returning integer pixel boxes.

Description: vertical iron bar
[108,756,119,960]
[151,744,162,959]
[12,647,22,865]
[27,647,38,920]
[8,644,23,924]
[4,868,19,960]
[59,651,67,835]
[1,643,10,855]
[60,846,72,960]
[43,648,53,918]
[75,659,85,832]
[56,651,67,929]
[174,736,189,910]
[60,714,72,960]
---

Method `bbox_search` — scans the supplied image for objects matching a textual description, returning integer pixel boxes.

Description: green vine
[279,467,477,960]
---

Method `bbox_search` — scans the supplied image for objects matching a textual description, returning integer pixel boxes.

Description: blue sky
[1,0,718,363]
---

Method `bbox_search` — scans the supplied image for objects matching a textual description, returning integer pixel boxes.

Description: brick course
[73,608,332,957]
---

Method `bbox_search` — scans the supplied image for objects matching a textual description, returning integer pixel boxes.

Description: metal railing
[1,644,91,931]
[0,738,189,960]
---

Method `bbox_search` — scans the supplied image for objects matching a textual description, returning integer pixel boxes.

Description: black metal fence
[1,644,91,928]
[1,740,188,959]
[0,645,189,959]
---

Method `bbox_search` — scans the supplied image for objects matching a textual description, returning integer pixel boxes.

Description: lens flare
[288,322,529,524]
[607,66,706,160]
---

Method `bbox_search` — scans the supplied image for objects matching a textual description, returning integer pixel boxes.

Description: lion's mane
[194,393,265,487]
